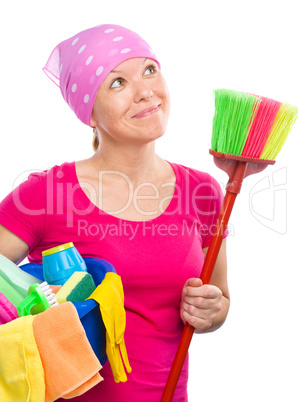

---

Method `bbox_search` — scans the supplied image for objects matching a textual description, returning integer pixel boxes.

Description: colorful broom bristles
[211,89,298,161]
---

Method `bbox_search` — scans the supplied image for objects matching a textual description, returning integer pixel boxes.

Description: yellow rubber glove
[88,272,132,382]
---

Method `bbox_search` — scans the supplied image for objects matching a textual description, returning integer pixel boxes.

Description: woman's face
[90,57,170,145]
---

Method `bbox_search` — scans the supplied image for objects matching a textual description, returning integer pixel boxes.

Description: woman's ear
[90,113,97,128]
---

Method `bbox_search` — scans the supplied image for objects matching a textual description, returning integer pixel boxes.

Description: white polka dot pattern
[72,37,79,46]
[96,66,104,76]
[43,24,161,126]
[78,45,86,54]
[86,55,93,65]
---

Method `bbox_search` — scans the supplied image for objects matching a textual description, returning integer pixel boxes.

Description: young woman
[0,24,229,401]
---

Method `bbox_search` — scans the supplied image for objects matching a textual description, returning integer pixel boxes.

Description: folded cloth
[0,314,45,401]
[88,272,132,383]
[33,302,103,401]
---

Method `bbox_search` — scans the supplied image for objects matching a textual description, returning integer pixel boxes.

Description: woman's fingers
[183,277,202,289]
[180,279,223,331]
[182,311,213,331]
[183,295,222,309]
[182,300,222,317]
[184,283,222,299]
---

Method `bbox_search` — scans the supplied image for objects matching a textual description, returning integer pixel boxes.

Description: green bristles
[211,89,260,156]
[211,89,298,161]
[260,103,298,160]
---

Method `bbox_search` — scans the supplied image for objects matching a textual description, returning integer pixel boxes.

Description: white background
[1,1,298,401]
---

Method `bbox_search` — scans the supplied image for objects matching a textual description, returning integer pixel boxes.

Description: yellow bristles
[261,103,298,160]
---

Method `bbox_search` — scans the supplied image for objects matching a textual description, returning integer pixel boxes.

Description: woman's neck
[88,142,164,186]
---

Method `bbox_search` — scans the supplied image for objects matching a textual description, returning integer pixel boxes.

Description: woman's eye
[111,78,125,88]
[144,65,156,75]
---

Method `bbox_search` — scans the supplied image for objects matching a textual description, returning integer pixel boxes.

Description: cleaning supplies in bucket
[0,254,42,298]
[0,253,59,317]
[88,272,132,382]
[17,282,59,317]
[1,244,130,382]
[73,299,107,366]
[0,293,18,324]
[42,242,87,286]
[56,271,96,304]
[0,275,24,307]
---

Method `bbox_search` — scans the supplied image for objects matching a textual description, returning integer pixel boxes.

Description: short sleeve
[199,174,228,249]
[0,172,47,250]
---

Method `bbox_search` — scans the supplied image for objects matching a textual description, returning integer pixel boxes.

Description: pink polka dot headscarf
[43,24,161,127]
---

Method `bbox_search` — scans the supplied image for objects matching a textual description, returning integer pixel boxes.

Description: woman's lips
[132,105,160,118]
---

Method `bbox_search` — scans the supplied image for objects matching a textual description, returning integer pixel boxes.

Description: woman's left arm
[180,238,230,334]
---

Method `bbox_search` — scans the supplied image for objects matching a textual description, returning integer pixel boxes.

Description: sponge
[56,272,96,304]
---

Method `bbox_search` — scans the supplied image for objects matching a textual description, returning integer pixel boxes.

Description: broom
[161,89,298,401]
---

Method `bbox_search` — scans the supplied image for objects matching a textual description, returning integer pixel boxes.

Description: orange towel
[33,302,103,401]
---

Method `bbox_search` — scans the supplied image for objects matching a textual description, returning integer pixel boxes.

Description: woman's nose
[133,81,153,102]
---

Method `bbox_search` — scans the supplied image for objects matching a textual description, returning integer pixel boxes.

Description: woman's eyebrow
[110,58,148,74]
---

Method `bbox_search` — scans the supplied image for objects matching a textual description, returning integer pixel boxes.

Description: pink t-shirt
[0,161,227,401]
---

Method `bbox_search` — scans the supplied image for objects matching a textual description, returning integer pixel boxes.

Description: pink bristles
[241,96,282,158]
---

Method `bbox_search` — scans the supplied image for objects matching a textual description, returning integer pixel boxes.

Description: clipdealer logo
[77,219,201,240]
[249,167,287,234]
[77,219,231,240]
[9,166,233,238]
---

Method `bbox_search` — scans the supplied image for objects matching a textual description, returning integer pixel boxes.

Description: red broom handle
[161,161,247,402]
